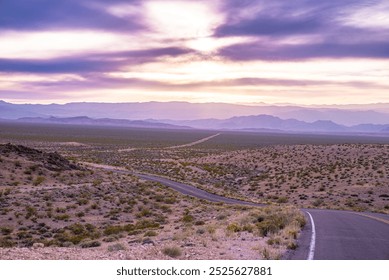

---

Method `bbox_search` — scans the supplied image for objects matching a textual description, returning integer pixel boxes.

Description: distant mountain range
[2,100,389,126]
[1,100,389,134]
[13,116,189,130]
[161,115,389,133]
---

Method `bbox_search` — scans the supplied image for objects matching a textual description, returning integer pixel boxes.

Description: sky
[0,0,388,105]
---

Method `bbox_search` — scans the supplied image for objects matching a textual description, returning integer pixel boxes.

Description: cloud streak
[219,41,389,61]
[215,16,322,37]
[0,0,144,32]
[0,47,194,74]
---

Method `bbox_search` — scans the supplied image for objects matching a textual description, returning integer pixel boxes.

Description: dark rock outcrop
[0,143,82,171]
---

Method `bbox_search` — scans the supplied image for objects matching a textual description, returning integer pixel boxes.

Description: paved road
[288,209,389,260]
[107,167,389,260]
[136,173,263,207]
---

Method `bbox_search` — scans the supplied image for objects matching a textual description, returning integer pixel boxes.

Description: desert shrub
[182,214,194,223]
[55,214,70,221]
[92,179,103,186]
[91,203,99,210]
[144,230,158,237]
[242,224,254,232]
[261,247,280,260]
[53,224,100,246]
[68,223,86,235]
[287,241,298,250]
[267,237,281,245]
[160,205,172,213]
[29,165,39,172]
[25,206,37,219]
[103,236,120,243]
[135,219,160,230]
[55,207,66,213]
[107,243,126,252]
[206,225,216,234]
[33,176,46,186]
[76,211,85,217]
[312,198,324,207]
[294,214,306,228]
[0,227,13,235]
[53,232,72,244]
[123,224,135,232]
[16,230,32,240]
[80,240,101,248]
[164,197,176,204]
[77,198,89,206]
[216,214,227,220]
[226,223,241,233]
[0,237,15,248]
[104,225,123,236]
[162,246,182,258]
[256,214,287,236]
[136,208,152,218]
[277,196,288,203]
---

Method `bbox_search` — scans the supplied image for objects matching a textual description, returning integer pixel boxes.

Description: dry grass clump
[107,243,126,252]
[162,246,182,258]
[226,206,305,237]
[225,206,305,257]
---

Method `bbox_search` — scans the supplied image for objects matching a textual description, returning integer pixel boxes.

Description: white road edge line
[306,211,316,260]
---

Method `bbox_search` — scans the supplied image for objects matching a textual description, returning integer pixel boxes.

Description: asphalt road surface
[109,167,389,260]
[136,173,263,207]
[289,209,389,260]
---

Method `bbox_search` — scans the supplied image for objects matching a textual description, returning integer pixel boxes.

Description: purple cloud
[0,47,194,74]
[0,0,144,32]
[214,0,389,60]
[218,41,389,61]
[215,16,322,37]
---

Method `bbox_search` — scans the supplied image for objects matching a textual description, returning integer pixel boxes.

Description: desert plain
[0,122,388,259]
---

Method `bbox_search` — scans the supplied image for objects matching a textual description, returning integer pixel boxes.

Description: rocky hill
[0,143,81,172]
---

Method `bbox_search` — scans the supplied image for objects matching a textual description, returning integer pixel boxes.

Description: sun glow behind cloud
[145,1,222,38]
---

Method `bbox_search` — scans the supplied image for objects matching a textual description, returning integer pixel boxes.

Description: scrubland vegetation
[1,123,388,259]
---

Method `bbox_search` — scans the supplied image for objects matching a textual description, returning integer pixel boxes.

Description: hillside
[0,143,81,172]
[0,143,303,259]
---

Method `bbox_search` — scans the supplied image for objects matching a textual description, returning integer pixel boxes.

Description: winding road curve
[104,166,389,260]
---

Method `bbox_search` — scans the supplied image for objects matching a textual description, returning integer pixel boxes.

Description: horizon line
[2,99,389,108]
